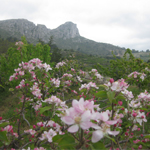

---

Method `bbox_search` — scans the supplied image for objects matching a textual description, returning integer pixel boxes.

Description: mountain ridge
[0,19,126,56]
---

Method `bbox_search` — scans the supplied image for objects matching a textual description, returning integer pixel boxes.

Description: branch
[17,94,26,136]
[22,112,30,127]
[21,141,34,149]
[105,140,127,148]
[105,134,149,148]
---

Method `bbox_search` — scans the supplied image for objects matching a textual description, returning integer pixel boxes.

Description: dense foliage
[0,37,51,89]
[0,40,150,150]
[97,49,150,91]
[0,36,18,54]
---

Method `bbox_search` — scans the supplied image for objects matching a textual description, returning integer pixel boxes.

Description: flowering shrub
[0,41,150,150]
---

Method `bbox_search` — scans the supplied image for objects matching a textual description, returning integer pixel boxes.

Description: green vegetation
[0,37,150,149]
[0,36,18,54]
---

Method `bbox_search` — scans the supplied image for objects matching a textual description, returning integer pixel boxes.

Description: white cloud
[0,0,150,50]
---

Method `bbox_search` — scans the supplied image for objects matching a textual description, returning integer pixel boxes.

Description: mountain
[0,19,126,56]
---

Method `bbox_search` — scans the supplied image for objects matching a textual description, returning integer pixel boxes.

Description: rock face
[51,22,80,39]
[0,19,80,43]
[0,19,126,56]
[0,19,35,37]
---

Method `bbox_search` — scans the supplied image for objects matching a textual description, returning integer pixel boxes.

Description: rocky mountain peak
[0,19,126,56]
[0,19,80,41]
[52,21,80,39]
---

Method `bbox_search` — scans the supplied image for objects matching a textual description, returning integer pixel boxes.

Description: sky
[0,0,150,51]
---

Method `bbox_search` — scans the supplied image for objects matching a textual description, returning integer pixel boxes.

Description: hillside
[132,51,150,62]
[0,19,126,56]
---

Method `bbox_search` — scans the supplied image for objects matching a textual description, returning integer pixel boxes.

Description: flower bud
[125,132,129,136]
[33,125,36,129]
[132,112,137,117]
[110,78,114,83]
[118,101,123,106]
[141,116,144,119]
[138,145,142,149]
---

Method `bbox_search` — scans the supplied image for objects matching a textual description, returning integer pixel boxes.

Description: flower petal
[92,130,104,143]
[61,116,75,125]
[68,124,79,133]
[107,130,119,136]
[99,112,109,122]
[105,120,118,125]
[72,98,84,113]
[91,123,101,130]
[80,121,92,130]
[81,110,91,122]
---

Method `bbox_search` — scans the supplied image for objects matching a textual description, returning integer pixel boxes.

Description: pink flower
[111,79,128,92]
[39,129,56,142]
[4,125,13,132]
[138,145,142,149]
[91,122,119,143]
[133,139,140,143]
[13,132,19,138]
[56,61,66,68]
[91,112,119,143]
[37,122,44,127]
[61,109,92,133]
[19,71,24,76]
[24,129,36,135]
[129,101,141,108]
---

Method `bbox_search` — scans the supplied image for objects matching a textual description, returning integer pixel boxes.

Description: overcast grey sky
[0,0,150,51]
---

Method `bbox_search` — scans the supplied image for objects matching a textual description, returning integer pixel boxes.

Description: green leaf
[39,105,52,114]
[98,85,108,89]
[0,122,9,128]
[52,115,60,122]
[105,135,117,144]
[107,91,116,103]
[144,135,150,139]
[53,134,62,143]
[139,108,148,111]
[0,141,4,147]
[53,134,76,149]
[0,131,8,142]
[115,93,126,102]
[91,141,106,150]
[94,90,107,99]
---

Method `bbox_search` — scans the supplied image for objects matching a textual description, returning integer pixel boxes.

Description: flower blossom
[79,82,99,91]
[91,112,119,143]
[61,109,92,133]
[61,98,95,133]
[50,78,60,87]
[39,129,57,142]
[55,61,66,68]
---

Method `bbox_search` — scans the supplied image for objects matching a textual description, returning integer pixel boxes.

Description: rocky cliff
[0,19,80,43]
[0,19,125,56]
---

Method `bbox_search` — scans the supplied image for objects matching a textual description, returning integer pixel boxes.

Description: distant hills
[0,19,126,56]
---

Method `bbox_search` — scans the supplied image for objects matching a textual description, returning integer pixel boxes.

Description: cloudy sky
[0,0,150,51]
